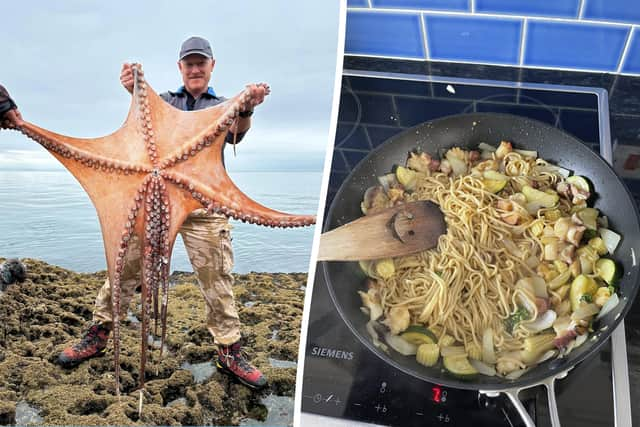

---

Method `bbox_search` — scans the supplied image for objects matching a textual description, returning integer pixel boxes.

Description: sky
[0,0,342,172]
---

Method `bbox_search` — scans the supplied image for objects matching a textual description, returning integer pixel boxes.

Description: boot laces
[73,325,103,350]
[221,346,254,372]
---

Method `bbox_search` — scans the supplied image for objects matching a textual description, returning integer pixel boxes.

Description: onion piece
[505,368,530,380]
[531,276,548,299]
[571,303,600,321]
[478,142,496,152]
[597,216,609,229]
[553,316,572,335]
[523,310,557,332]
[574,333,588,349]
[548,268,571,290]
[514,149,538,158]
[366,321,388,353]
[503,239,524,258]
[596,293,620,320]
[440,346,466,357]
[535,164,571,178]
[599,228,621,255]
[469,359,497,376]
[526,255,540,269]
[384,332,418,356]
[534,350,557,364]
[377,173,398,193]
[516,293,537,316]
[482,329,496,364]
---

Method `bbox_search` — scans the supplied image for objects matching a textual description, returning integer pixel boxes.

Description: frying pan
[321,113,640,426]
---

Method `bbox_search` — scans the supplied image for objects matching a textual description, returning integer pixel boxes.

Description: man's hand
[4,108,23,127]
[120,63,134,94]
[232,83,270,136]
[245,83,270,110]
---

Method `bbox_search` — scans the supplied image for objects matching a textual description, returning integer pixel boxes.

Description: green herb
[608,285,616,295]
[580,294,593,303]
[505,307,530,334]
[582,229,598,241]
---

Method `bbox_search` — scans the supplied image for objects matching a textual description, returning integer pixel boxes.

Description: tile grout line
[366,0,373,8]
[578,0,586,19]
[420,12,430,60]
[616,26,636,73]
[346,7,634,28]
[344,53,640,76]
[470,0,475,14]
[519,18,528,66]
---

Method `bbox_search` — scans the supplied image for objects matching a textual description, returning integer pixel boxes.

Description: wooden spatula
[317,201,446,261]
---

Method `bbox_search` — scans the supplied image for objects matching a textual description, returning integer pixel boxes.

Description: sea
[0,170,323,274]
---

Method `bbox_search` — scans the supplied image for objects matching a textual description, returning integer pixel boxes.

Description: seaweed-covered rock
[0,258,304,426]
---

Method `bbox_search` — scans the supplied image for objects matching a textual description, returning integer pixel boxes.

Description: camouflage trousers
[93,209,241,345]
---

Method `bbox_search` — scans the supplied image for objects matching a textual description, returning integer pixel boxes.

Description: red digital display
[432,386,442,403]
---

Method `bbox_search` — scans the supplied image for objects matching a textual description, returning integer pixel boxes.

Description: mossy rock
[0,258,304,425]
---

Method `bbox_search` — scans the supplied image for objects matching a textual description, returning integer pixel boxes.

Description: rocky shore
[0,258,305,426]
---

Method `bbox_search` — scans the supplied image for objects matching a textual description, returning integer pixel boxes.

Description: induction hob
[300,71,631,427]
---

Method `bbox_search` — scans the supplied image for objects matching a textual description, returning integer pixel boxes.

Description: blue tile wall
[476,0,579,18]
[372,0,469,11]
[425,15,522,64]
[346,11,425,58]
[622,29,640,74]
[525,21,629,72]
[347,0,368,7]
[345,1,640,75]
[583,0,640,25]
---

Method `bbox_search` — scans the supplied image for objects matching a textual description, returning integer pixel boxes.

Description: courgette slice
[401,325,438,345]
[567,175,591,193]
[595,258,620,285]
[482,170,509,193]
[522,186,559,207]
[443,355,478,379]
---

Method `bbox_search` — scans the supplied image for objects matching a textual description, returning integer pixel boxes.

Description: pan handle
[502,389,536,427]
[480,368,570,427]
[542,372,567,427]
[480,389,535,426]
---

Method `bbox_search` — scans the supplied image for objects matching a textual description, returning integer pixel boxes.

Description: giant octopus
[0,64,315,396]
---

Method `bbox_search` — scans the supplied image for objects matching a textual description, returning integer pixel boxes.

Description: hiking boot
[57,323,110,367]
[215,342,267,389]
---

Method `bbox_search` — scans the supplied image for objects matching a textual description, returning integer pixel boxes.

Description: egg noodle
[359,143,620,376]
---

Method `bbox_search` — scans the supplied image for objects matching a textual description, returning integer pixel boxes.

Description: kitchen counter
[339,55,640,426]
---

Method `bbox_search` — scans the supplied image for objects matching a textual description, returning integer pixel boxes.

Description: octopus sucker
[0,63,314,395]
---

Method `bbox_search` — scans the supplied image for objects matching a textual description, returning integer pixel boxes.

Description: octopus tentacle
[162,170,315,228]
[112,177,149,397]
[158,84,268,170]
[133,64,159,168]
[0,64,314,397]
[2,123,150,175]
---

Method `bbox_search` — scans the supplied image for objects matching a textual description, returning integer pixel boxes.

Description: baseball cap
[179,36,214,60]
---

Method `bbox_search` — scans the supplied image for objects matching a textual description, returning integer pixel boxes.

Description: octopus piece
[0,64,315,395]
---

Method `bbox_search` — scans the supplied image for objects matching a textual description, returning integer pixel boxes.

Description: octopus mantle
[1,64,315,394]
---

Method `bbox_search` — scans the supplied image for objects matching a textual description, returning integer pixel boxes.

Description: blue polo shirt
[160,86,246,144]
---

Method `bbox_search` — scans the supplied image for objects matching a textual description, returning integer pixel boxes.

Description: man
[57,36,268,389]
[0,85,23,127]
